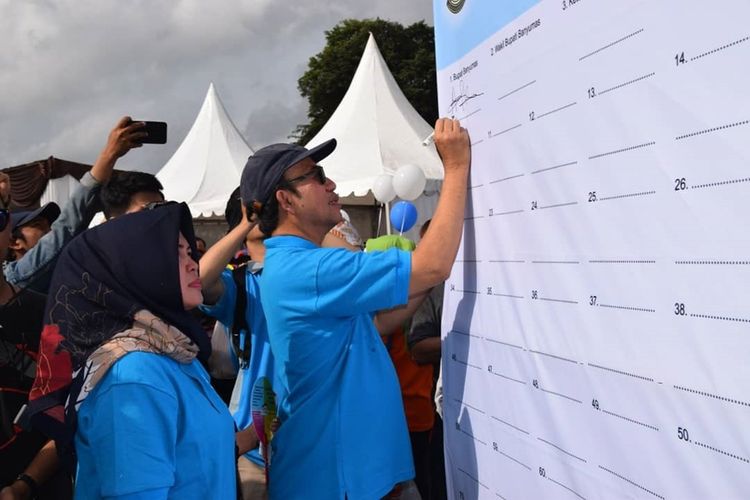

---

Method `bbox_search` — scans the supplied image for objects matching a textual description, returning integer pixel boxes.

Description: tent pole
[385,201,392,235]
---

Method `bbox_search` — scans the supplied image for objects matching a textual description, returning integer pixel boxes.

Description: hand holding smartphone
[134,120,168,144]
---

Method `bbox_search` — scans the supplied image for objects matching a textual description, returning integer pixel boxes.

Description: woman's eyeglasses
[0,209,9,232]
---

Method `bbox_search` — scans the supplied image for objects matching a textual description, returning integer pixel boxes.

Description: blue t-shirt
[200,266,284,466]
[261,235,415,500]
[75,352,236,500]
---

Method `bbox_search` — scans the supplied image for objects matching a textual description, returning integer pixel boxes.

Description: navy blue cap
[240,139,336,214]
[11,202,61,232]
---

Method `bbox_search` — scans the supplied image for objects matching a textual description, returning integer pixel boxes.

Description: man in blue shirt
[199,201,279,500]
[240,118,471,499]
[8,202,61,261]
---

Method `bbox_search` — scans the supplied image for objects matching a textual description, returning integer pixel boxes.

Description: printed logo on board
[446,0,466,14]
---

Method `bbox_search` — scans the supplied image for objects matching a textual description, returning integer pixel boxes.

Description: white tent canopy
[40,175,81,208]
[157,83,252,217]
[306,33,443,198]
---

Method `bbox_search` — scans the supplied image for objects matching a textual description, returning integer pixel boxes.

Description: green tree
[294,18,437,145]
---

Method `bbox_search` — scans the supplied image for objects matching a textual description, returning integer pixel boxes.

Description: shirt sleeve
[199,269,237,327]
[4,172,102,288]
[85,381,179,496]
[314,248,411,316]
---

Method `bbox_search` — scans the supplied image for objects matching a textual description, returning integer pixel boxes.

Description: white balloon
[392,164,426,201]
[372,174,396,203]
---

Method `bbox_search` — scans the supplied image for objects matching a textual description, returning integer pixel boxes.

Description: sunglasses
[283,165,327,186]
[0,209,8,232]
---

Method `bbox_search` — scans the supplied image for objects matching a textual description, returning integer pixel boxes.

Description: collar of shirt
[264,235,318,250]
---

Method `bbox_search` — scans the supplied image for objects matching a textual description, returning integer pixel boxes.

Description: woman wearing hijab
[28,202,237,499]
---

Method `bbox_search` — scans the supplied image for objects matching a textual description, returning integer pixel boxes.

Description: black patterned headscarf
[28,202,210,459]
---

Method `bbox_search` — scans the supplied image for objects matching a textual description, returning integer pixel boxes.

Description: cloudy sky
[0,0,434,173]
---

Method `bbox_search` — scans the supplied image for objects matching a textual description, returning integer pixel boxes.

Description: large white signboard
[434,1,750,498]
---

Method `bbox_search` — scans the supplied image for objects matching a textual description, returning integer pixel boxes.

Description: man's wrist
[13,472,37,499]
[442,160,470,171]
[89,151,118,183]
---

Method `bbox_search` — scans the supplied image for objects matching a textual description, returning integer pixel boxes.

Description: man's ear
[8,236,25,253]
[276,189,296,214]
[8,236,26,250]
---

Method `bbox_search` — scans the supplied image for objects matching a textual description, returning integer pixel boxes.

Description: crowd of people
[0,115,470,499]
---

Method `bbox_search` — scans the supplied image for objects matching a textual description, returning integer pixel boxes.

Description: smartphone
[137,121,167,144]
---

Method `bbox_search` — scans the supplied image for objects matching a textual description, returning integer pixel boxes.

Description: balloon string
[399,209,406,236]
[377,204,383,237]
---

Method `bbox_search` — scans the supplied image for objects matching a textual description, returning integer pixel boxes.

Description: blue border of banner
[433,0,541,69]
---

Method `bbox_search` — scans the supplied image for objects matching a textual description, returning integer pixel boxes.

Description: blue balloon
[390,201,418,233]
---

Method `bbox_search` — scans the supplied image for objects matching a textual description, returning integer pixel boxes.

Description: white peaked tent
[306,33,443,198]
[157,83,252,217]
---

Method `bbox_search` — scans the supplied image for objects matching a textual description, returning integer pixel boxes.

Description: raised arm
[199,216,255,304]
[4,117,147,290]
[374,119,470,334]
[409,118,471,295]
[89,116,148,183]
